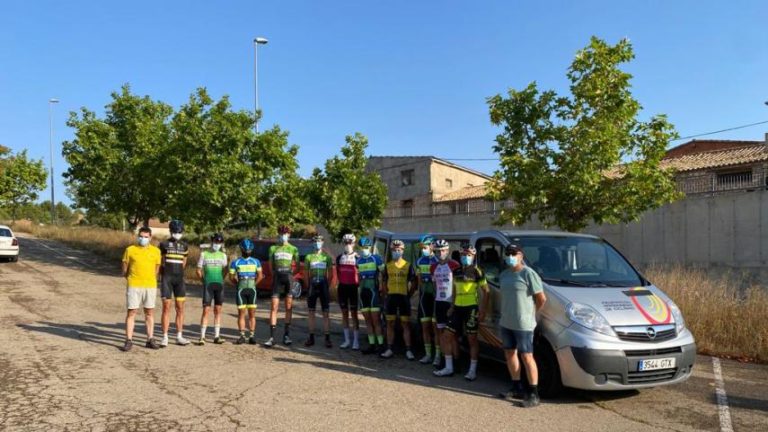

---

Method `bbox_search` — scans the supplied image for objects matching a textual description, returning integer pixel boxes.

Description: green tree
[0,148,48,222]
[308,133,388,242]
[486,37,680,232]
[62,84,173,229]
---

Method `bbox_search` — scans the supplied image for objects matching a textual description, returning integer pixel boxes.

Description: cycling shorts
[359,280,380,313]
[385,294,410,322]
[338,283,359,311]
[447,305,479,336]
[307,280,330,312]
[236,287,257,310]
[434,301,452,329]
[161,275,186,301]
[417,292,435,323]
[202,282,224,307]
[272,272,294,298]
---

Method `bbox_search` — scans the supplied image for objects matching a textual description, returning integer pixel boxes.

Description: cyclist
[121,226,161,351]
[265,224,300,347]
[356,236,385,354]
[381,239,416,359]
[336,233,360,350]
[159,219,190,347]
[414,235,439,364]
[304,234,333,348]
[195,233,228,345]
[430,239,460,374]
[443,243,489,381]
[229,239,262,344]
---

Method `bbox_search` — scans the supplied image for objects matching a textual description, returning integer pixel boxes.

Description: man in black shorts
[159,220,190,347]
[304,235,334,347]
[265,225,300,347]
[195,233,228,345]
[336,233,360,349]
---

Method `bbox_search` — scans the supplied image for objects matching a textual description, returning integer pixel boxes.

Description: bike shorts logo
[629,287,671,324]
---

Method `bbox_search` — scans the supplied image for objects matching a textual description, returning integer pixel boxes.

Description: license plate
[638,357,676,371]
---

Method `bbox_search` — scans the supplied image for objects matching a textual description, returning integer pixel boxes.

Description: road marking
[711,357,733,432]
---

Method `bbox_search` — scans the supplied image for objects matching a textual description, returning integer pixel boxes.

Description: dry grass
[645,265,768,363]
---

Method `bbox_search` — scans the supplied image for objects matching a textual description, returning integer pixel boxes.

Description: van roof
[375,229,600,240]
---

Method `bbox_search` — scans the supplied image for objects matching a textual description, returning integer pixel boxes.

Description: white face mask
[279,234,289,243]
[212,243,222,252]
[138,237,150,247]
[344,244,354,254]
[315,242,323,250]
[421,248,431,257]
[361,248,371,257]
[171,233,182,240]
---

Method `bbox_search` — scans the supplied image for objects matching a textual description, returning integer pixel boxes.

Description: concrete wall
[366,157,433,203]
[429,161,489,197]
[379,189,768,271]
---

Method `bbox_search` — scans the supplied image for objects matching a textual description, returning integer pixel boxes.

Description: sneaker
[176,336,191,346]
[340,340,351,349]
[380,348,394,359]
[213,337,225,344]
[160,336,169,348]
[195,337,206,346]
[121,340,133,352]
[305,336,315,347]
[498,389,525,401]
[325,338,333,348]
[464,370,477,381]
[377,344,387,355]
[361,344,377,355]
[405,350,415,361]
[145,338,160,350]
[283,334,292,346]
[521,393,540,408]
[235,335,247,345]
[263,337,275,348]
[432,355,442,368]
[248,336,257,345]
[432,367,454,377]
[419,354,432,364]
[352,340,360,350]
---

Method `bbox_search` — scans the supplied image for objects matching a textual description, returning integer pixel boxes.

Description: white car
[0,225,19,262]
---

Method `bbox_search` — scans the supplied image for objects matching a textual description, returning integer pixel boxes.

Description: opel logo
[646,327,657,340]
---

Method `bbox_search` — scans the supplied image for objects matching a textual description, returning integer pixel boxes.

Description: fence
[382,199,513,219]
[676,166,768,195]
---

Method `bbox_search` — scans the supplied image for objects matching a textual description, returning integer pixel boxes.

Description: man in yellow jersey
[121,226,162,351]
[381,240,417,359]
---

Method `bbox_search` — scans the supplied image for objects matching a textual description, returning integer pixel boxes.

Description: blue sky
[2,1,767,206]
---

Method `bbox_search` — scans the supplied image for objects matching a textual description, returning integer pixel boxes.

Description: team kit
[121,221,544,407]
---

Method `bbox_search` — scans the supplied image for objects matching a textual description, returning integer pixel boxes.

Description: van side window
[476,238,503,285]
[374,237,388,257]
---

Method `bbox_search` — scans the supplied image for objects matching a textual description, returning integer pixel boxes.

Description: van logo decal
[629,287,671,324]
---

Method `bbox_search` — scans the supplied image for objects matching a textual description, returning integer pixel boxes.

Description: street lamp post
[48,98,59,225]
[253,37,268,133]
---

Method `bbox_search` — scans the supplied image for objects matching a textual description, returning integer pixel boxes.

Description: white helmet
[342,233,356,244]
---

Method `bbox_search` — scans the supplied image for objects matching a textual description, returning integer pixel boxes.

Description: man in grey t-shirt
[498,244,546,408]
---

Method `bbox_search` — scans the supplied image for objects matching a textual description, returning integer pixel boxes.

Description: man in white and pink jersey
[431,239,461,374]
[336,233,360,349]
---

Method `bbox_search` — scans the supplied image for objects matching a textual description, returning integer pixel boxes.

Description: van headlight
[566,303,616,337]
[668,300,686,334]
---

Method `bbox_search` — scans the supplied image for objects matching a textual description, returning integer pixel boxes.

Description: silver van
[373,229,696,397]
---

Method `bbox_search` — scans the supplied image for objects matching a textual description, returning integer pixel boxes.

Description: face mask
[361,248,371,257]
[212,243,222,252]
[460,255,474,266]
[137,237,150,247]
[506,255,519,267]
[437,250,448,261]
[421,248,431,257]
[344,244,354,254]
[171,233,182,240]
[242,250,251,258]
[315,242,323,250]
[391,251,403,260]
[279,234,289,243]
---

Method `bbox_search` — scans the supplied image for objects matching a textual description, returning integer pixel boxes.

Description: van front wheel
[534,336,562,399]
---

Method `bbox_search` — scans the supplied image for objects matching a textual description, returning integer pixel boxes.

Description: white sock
[353,330,359,343]
[201,326,207,338]
[343,328,350,342]
[445,356,454,371]
[469,359,478,374]
[214,326,220,338]
[177,332,183,339]
[163,332,168,340]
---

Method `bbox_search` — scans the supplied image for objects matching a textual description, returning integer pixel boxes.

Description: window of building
[401,199,414,217]
[716,170,752,187]
[445,178,453,189]
[401,169,415,187]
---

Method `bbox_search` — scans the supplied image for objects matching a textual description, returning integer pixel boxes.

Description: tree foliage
[0,147,48,222]
[486,37,681,232]
[308,133,388,242]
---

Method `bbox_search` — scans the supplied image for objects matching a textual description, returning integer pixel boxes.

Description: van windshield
[507,235,645,287]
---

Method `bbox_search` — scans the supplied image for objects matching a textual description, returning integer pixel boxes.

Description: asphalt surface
[1,234,766,431]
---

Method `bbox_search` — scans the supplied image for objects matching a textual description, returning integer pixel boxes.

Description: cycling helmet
[277,225,291,234]
[460,243,477,255]
[211,233,224,243]
[312,234,324,242]
[505,244,522,255]
[433,239,449,250]
[169,219,184,234]
[391,239,405,250]
[342,233,356,244]
[239,239,254,254]
[419,234,434,247]
[358,237,373,247]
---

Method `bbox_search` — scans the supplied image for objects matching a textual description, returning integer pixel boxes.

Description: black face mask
[241,251,251,258]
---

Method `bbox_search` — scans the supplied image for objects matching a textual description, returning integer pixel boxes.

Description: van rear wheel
[534,336,562,399]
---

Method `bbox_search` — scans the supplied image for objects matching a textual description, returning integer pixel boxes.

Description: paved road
[1,235,766,431]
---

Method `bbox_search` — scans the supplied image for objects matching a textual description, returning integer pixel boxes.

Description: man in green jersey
[195,233,228,345]
[304,234,334,348]
[265,224,300,347]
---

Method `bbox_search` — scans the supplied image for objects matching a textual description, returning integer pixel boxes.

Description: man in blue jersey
[229,239,263,345]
